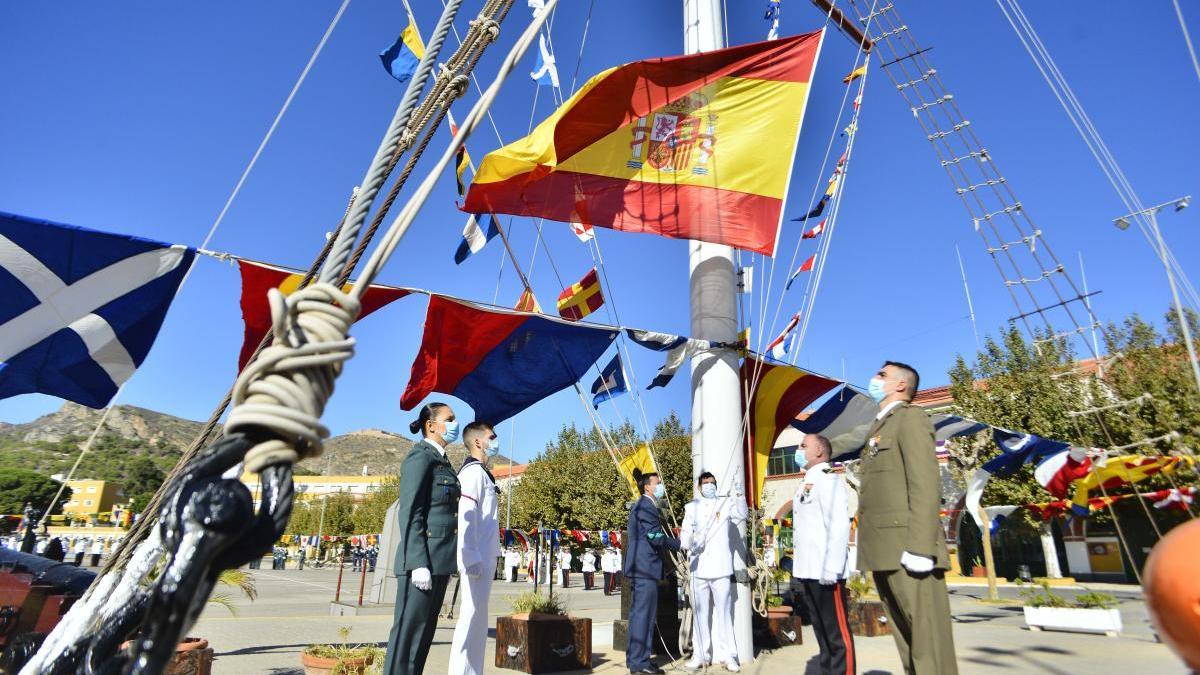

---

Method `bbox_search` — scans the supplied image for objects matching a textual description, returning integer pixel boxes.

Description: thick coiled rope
[225,283,360,472]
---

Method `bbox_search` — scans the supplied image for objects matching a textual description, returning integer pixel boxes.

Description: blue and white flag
[0,212,195,408]
[794,385,877,459]
[530,34,560,88]
[625,329,694,389]
[931,414,990,442]
[454,215,501,264]
[527,0,560,89]
[985,428,1071,476]
[590,354,627,408]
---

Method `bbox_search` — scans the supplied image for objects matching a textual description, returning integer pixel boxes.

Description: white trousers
[692,576,736,664]
[449,572,493,675]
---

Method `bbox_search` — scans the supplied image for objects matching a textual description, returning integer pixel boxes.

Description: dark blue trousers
[627,576,658,670]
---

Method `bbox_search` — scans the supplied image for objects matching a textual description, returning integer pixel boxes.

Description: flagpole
[1078,252,1102,377]
[684,0,753,664]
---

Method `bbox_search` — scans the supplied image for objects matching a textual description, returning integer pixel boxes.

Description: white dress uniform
[557,549,573,586]
[790,462,850,581]
[449,457,501,675]
[680,494,747,666]
[504,548,521,582]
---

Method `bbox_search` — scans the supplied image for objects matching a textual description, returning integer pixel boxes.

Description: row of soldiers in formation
[381,360,958,675]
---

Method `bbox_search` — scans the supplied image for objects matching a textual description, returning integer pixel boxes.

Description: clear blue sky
[1,1,1197,463]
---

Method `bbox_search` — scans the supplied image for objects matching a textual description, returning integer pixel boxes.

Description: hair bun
[408,420,422,434]
[632,468,643,480]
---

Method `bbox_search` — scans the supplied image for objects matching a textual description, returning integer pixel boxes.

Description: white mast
[683,0,753,663]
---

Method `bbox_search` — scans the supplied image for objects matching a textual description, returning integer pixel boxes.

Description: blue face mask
[794,449,809,471]
[653,482,665,499]
[700,483,717,499]
[440,419,460,444]
[867,377,889,403]
[487,438,501,456]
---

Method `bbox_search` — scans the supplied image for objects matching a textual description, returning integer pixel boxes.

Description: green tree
[0,469,70,516]
[124,456,166,514]
[353,477,399,534]
[502,414,693,531]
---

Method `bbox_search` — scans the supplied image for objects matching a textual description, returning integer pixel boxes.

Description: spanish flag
[514,288,542,313]
[463,31,825,256]
[741,355,839,507]
[235,259,411,370]
[556,268,604,321]
[1068,454,1192,516]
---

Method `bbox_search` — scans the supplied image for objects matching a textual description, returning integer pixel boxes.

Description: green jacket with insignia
[855,402,949,572]
[393,439,461,576]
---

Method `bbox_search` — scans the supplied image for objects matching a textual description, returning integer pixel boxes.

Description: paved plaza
[190,567,1187,674]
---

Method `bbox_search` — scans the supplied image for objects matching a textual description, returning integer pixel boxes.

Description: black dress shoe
[631,667,665,674]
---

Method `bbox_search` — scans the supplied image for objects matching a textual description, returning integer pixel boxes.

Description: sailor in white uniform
[557,547,573,587]
[581,548,597,589]
[449,421,502,675]
[680,471,747,672]
[504,547,522,582]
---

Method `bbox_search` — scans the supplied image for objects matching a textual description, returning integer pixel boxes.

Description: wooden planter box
[752,613,803,649]
[848,600,892,637]
[1023,607,1122,637]
[496,613,591,673]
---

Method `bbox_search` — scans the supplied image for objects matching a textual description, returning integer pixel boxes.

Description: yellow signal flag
[843,64,867,84]
[618,443,658,498]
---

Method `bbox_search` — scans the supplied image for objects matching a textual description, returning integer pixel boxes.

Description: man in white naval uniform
[792,433,855,675]
[557,546,573,587]
[449,422,502,675]
[504,547,522,582]
[680,471,747,672]
[580,548,598,589]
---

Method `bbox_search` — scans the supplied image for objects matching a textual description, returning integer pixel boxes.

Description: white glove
[900,551,934,574]
[465,562,484,579]
[411,567,432,591]
[819,573,837,586]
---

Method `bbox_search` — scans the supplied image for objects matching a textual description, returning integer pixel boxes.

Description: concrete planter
[1023,606,1122,637]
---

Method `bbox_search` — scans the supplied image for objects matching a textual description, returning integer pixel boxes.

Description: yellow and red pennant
[463,31,825,256]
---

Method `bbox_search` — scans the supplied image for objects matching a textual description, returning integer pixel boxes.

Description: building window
[84,500,94,507]
[87,486,97,493]
[767,445,799,476]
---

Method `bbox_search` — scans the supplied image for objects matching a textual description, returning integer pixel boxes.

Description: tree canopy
[0,469,69,516]
[501,413,694,531]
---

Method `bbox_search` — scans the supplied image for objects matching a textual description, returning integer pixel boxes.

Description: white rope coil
[226,283,360,472]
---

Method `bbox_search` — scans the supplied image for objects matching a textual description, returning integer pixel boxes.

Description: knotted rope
[225,283,360,472]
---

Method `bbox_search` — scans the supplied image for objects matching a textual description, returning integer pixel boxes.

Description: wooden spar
[809,0,874,52]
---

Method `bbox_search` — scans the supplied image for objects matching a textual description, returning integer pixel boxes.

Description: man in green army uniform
[384,402,462,674]
[857,361,958,675]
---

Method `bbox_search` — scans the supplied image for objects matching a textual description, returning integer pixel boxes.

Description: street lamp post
[1114,195,1200,395]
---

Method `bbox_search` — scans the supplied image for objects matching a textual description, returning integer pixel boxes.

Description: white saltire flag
[454,214,501,264]
[527,0,560,88]
[571,222,594,243]
[0,211,194,408]
[590,353,627,408]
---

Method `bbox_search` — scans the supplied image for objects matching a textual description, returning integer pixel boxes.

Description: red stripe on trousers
[832,582,854,675]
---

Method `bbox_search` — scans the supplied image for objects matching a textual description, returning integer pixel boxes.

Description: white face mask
[700,483,717,499]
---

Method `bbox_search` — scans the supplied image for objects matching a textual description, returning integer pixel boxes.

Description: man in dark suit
[858,362,958,675]
[624,469,680,674]
[384,403,462,675]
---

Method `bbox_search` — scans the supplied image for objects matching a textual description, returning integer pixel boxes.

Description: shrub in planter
[1019,582,1122,637]
[846,574,891,637]
[302,627,381,675]
[497,591,591,673]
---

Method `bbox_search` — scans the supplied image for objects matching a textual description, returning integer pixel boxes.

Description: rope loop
[448,74,470,99]
[226,283,360,472]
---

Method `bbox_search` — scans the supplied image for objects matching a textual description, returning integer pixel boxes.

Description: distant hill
[0,403,513,479]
